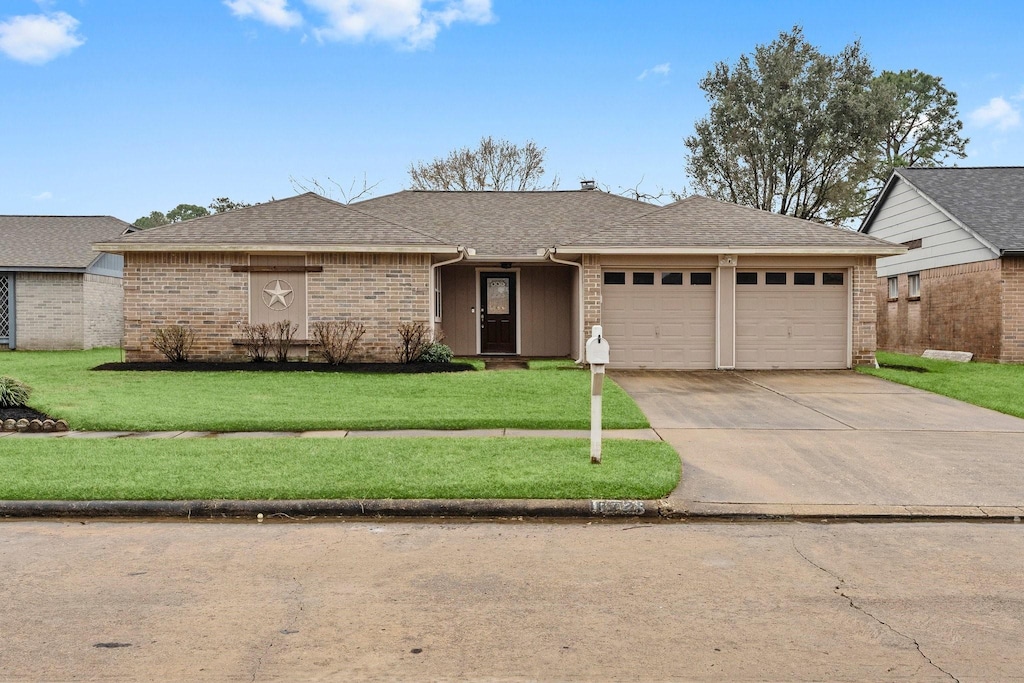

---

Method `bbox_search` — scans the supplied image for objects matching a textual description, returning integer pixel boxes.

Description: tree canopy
[684,27,967,224]
[133,198,250,229]
[408,136,557,191]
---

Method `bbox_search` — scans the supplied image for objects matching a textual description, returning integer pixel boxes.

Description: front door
[480,272,516,354]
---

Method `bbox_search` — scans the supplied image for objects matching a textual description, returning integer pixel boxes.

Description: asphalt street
[1,520,1021,681]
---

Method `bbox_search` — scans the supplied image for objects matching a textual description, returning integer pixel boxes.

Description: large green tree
[684,28,966,224]
[133,199,252,229]
[408,136,557,191]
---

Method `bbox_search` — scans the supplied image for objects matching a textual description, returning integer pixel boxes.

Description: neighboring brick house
[95,188,900,369]
[0,216,132,350]
[860,167,1024,362]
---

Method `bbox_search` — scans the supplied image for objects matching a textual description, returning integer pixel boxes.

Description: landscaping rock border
[0,407,66,431]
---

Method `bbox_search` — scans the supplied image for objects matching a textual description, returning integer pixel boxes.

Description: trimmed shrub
[419,342,454,364]
[270,320,298,362]
[395,321,431,364]
[151,325,196,362]
[311,320,366,365]
[0,376,31,408]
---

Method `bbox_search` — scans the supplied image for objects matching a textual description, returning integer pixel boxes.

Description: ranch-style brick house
[94,186,902,369]
[1,215,132,350]
[860,167,1024,362]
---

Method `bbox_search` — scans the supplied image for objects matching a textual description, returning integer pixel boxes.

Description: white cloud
[32,191,53,201]
[638,62,670,81]
[970,97,1021,132]
[224,0,303,29]
[229,0,493,49]
[0,12,84,65]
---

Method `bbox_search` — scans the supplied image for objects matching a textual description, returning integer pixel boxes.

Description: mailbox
[586,325,611,367]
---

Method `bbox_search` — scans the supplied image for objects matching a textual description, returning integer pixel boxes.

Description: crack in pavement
[737,374,858,430]
[790,537,960,683]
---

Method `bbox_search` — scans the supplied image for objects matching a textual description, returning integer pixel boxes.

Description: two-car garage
[601,265,850,370]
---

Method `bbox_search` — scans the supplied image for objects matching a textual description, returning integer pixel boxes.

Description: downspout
[546,248,585,364]
[429,247,467,342]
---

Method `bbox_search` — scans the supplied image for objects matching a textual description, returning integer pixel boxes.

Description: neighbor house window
[909,273,921,299]
[604,272,626,285]
[661,272,683,285]
[690,272,712,285]
[736,272,757,285]
[887,277,898,299]
[633,272,655,285]
[766,272,787,285]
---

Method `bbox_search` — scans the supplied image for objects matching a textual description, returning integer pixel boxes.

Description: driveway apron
[612,370,1024,508]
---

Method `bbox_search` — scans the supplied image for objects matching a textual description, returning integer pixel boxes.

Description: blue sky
[3,0,1023,223]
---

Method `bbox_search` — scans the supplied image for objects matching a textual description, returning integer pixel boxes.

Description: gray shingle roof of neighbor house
[95,193,454,252]
[0,215,132,270]
[351,189,658,257]
[559,195,903,253]
[865,167,1024,252]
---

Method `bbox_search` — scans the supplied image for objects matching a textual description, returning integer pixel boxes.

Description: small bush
[270,320,298,362]
[239,323,272,362]
[395,321,431,364]
[311,320,366,365]
[0,376,31,408]
[419,342,454,364]
[151,325,196,362]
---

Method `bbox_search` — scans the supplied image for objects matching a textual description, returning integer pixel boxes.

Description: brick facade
[582,254,602,338]
[124,251,430,362]
[14,272,84,349]
[83,274,124,348]
[999,256,1024,363]
[851,257,879,367]
[875,259,1005,361]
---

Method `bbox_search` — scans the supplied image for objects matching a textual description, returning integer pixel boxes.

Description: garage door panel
[602,269,716,370]
[735,270,848,370]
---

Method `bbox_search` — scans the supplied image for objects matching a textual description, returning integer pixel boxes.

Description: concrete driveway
[611,370,1024,508]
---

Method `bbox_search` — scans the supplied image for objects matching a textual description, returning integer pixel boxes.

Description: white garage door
[601,269,716,369]
[735,270,848,369]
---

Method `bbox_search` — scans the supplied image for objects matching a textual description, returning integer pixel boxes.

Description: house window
[887,277,898,299]
[766,272,787,285]
[690,272,712,285]
[909,273,921,299]
[661,272,683,285]
[823,272,844,285]
[736,272,757,285]
[604,272,626,285]
[633,272,655,285]
[794,272,815,286]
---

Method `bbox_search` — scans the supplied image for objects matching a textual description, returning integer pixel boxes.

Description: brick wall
[124,252,248,361]
[582,254,602,337]
[1000,256,1024,363]
[851,257,879,367]
[83,273,124,348]
[875,259,1002,361]
[14,272,84,349]
[307,253,430,362]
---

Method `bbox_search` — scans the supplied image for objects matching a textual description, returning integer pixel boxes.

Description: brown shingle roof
[100,193,450,249]
[0,215,131,269]
[353,190,657,256]
[562,195,900,251]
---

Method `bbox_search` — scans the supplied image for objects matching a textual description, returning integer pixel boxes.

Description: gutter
[545,248,586,364]
[430,247,468,342]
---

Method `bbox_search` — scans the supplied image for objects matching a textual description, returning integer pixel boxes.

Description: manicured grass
[1,349,649,432]
[0,437,680,500]
[859,351,1024,419]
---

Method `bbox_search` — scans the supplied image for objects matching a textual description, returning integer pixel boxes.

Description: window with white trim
[434,278,443,322]
[908,273,921,299]
[887,277,898,299]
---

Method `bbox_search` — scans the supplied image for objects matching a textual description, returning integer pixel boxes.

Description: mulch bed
[92,361,476,374]
[878,363,929,373]
[0,406,58,423]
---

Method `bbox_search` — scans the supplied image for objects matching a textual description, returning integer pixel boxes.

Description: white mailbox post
[585,325,610,464]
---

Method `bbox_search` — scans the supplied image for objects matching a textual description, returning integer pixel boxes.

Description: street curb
[1,499,1022,522]
[0,498,660,520]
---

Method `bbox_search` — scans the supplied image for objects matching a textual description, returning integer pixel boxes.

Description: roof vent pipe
[580,180,596,191]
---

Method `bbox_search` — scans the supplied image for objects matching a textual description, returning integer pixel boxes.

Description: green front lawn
[859,351,1024,419]
[1,349,648,432]
[0,437,680,500]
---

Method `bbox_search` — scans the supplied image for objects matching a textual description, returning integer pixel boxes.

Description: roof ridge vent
[580,179,596,191]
